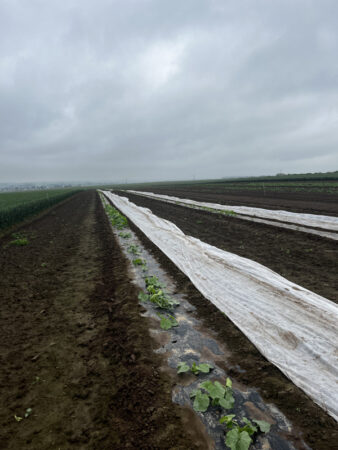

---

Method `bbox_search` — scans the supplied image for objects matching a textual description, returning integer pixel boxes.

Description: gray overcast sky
[1,0,338,183]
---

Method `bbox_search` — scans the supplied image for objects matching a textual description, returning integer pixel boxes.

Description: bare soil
[119,190,338,449]
[122,192,338,304]
[0,191,203,449]
[145,186,338,216]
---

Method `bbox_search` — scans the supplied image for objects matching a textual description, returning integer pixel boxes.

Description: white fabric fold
[127,189,338,234]
[102,191,338,421]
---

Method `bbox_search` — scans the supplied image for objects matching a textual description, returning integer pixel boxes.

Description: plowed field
[0,191,203,449]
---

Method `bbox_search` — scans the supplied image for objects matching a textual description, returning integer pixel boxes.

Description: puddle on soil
[101,195,310,450]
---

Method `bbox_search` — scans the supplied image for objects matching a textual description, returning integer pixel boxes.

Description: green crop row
[0,189,78,209]
[99,193,271,449]
[0,190,80,230]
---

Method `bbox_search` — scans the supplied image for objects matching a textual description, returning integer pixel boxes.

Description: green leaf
[168,315,178,327]
[219,393,235,410]
[222,391,235,409]
[133,258,145,266]
[238,431,252,450]
[138,292,149,302]
[159,314,178,330]
[193,390,210,412]
[207,381,225,400]
[119,232,131,238]
[14,414,23,422]
[226,377,232,388]
[197,363,213,373]
[147,285,157,294]
[225,428,239,450]
[200,380,213,391]
[220,414,236,426]
[190,389,199,398]
[225,428,252,450]
[177,362,190,374]
[25,408,32,418]
[128,244,140,254]
[191,362,199,374]
[160,316,173,330]
[10,237,29,246]
[253,420,271,433]
[145,276,162,288]
[242,418,257,435]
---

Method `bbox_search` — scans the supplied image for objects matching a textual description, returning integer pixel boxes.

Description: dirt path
[115,191,338,449]
[145,186,338,216]
[121,192,338,304]
[0,191,201,449]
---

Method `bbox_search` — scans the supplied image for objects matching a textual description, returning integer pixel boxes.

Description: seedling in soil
[158,314,178,330]
[220,415,270,450]
[146,285,179,309]
[133,258,145,266]
[10,233,29,246]
[128,244,140,255]
[105,204,128,229]
[138,291,149,302]
[190,389,210,412]
[119,232,131,239]
[151,290,178,309]
[32,376,41,384]
[10,237,29,246]
[144,274,180,310]
[14,407,33,422]
[222,210,236,217]
[145,275,163,289]
[25,408,32,418]
[177,362,214,375]
[190,378,234,412]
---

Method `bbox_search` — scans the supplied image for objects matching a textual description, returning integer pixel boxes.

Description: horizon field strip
[0,188,77,210]
[0,188,80,230]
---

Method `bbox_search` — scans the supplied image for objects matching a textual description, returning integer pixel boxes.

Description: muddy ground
[144,186,338,216]
[117,190,338,449]
[0,191,205,449]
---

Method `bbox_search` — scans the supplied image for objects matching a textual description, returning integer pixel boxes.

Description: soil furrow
[114,191,338,449]
[144,187,338,216]
[0,191,200,449]
[120,191,338,304]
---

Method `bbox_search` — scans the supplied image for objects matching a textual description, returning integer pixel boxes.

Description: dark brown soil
[0,191,204,449]
[145,186,338,216]
[116,192,338,449]
[121,192,338,304]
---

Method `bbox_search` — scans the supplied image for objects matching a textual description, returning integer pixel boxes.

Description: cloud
[0,0,337,182]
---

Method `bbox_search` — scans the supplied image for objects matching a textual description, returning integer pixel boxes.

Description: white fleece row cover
[127,190,338,233]
[102,191,338,421]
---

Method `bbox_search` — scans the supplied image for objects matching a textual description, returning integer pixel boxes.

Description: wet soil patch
[120,192,338,304]
[0,191,200,449]
[116,191,338,449]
